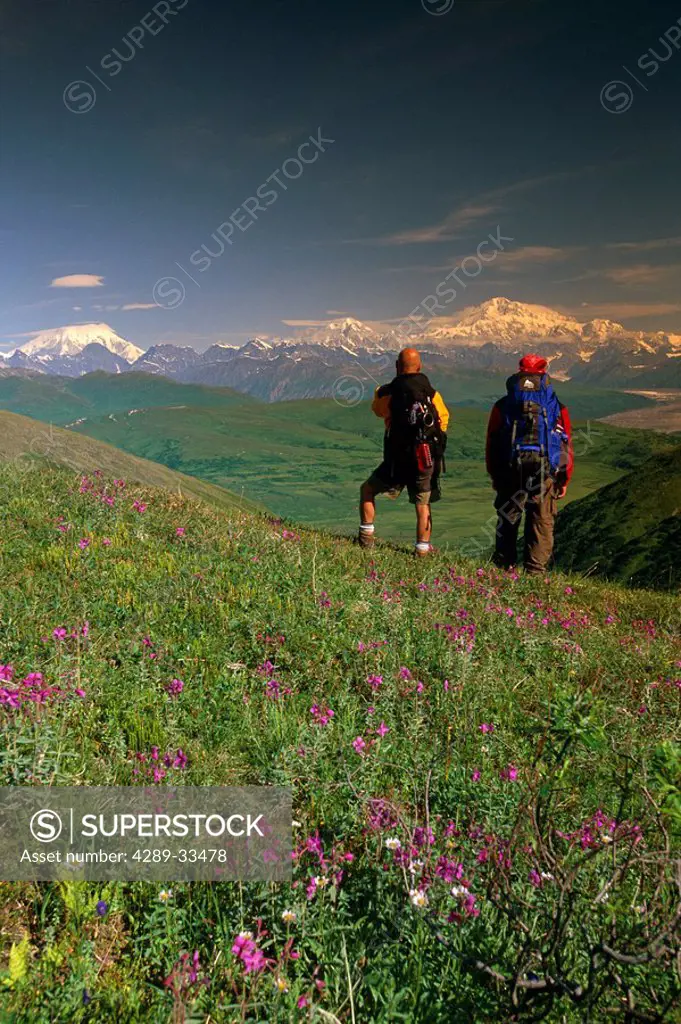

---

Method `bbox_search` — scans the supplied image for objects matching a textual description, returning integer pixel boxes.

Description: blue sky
[2,0,681,351]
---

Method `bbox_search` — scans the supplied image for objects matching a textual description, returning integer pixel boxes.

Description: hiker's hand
[556,484,568,499]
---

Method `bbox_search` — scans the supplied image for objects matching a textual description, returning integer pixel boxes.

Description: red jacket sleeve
[557,404,574,484]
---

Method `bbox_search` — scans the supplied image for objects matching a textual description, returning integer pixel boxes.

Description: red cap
[519,354,548,374]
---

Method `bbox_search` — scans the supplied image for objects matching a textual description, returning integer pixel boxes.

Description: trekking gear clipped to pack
[415,440,433,473]
[385,373,445,476]
[502,373,567,479]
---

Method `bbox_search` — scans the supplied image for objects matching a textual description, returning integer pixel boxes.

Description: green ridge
[556,446,681,588]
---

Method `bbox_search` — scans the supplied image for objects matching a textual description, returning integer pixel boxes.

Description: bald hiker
[359,348,450,557]
[486,354,574,575]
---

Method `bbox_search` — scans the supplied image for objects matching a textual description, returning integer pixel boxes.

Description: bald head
[397,347,421,374]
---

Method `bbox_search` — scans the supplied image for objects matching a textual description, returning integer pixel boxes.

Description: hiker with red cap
[486,354,573,574]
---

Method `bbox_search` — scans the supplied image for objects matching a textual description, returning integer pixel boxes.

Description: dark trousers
[493,472,557,574]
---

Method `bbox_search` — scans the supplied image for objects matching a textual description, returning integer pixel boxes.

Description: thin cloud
[383,264,454,274]
[497,245,582,271]
[601,264,681,286]
[348,169,587,247]
[556,262,681,286]
[606,235,681,253]
[384,245,579,275]
[281,319,332,327]
[379,203,497,246]
[3,325,77,339]
[567,302,681,320]
[122,303,158,311]
[50,274,104,288]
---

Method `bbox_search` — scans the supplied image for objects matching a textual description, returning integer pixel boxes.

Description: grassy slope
[0,410,263,516]
[0,372,253,425]
[0,456,679,1021]
[0,372,671,548]
[69,399,679,546]
[555,446,681,587]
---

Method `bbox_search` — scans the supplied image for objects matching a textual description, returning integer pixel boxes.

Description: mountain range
[3,299,681,400]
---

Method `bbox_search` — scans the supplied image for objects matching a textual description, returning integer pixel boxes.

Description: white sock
[359,523,375,534]
[415,541,430,552]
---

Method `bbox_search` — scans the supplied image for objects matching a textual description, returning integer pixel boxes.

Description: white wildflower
[409,888,428,908]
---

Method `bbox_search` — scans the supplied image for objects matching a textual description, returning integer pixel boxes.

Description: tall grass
[0,461,679,1022]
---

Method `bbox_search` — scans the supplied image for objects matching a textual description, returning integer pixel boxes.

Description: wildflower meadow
[0,461,679,1022]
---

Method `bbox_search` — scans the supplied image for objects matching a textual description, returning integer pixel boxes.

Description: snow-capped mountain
[21,323,144,363]
[427,298,581,347]
[133,344,202,377]
[414,298,679,358]
[292,317,387,351]
[4,301,681,394]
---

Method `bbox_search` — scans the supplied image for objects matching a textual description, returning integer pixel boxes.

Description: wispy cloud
[347,170,586,247]
[600,263,681,286]
[3,326,66,340]
[50,274,103,288]
[556,261,681,286]
[281,319,331,327]
[384,245,578,276]
[567,301,681,320]
[606,235,681,253]
[121,302,158,311]
[496,245,582,271]
[377,202,497,246]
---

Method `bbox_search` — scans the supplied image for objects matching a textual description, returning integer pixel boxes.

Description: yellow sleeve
[371,388,391,421]
[433,391,450,432]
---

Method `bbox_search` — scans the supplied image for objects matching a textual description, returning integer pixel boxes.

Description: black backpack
[383,373,446,472]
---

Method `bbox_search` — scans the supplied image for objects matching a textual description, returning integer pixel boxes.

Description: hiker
[486,354,573,575]
[359,347,450,557]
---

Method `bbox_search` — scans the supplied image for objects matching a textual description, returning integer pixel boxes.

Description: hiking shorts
[363,462,441,505]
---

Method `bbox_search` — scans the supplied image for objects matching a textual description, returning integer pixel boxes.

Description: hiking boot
[358,529,375,549]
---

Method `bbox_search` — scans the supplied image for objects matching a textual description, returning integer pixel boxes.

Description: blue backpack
[502,373,566,477]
